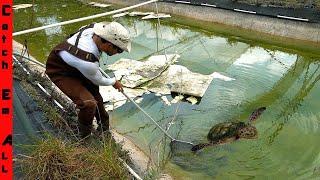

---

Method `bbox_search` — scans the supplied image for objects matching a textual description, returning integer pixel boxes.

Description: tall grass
[19,136,129,179]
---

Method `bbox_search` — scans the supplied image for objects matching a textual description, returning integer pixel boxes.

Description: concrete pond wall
[97,0,320,43]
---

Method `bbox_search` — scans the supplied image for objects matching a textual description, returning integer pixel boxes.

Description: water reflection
[267,61,320,144]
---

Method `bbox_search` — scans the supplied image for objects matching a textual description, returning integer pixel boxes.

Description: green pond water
[14,0,320,179]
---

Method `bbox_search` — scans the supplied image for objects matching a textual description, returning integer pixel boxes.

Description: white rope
[13,0,158,36]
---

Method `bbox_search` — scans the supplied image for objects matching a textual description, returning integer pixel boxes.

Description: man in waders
[45,22,131,140]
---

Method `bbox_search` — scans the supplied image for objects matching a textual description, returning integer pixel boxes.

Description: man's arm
[58,51,116,86]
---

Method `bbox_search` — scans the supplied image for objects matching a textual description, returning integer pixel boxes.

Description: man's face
[99,37,124,56]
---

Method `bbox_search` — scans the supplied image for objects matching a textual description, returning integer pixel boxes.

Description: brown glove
[113,80,123,92]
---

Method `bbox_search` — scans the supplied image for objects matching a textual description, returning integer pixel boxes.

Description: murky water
[14,0,320,179]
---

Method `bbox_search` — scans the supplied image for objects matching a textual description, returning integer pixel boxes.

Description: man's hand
[113,80,123,92]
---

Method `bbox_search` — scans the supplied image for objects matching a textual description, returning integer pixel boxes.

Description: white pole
[118,158,143,180]
[13,0,158,36]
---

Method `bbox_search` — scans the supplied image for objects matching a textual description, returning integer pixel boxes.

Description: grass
[19,136,129,179]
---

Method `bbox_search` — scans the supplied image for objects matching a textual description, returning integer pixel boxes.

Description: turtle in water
[191,107,266,152]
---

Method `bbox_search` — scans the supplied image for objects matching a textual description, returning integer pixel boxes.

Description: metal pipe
[36,83,65,111]
[118,158,142,180]
[13,0,158,36]
[13,56,31,75]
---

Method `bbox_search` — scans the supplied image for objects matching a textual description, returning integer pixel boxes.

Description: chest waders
[45,24,109,139]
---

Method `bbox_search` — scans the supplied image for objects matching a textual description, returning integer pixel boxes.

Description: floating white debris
[104,104,114,111]
[186,96,198,105]
[13,4,33,10]
[100,86,146,103]
[142,13,171,20]
[144,65,235,97]
[100,86,147,110]
[88,2,111,8]
[104,100,127,111]
[102,54,234,107]
[144,65,210,97]
[160,96,171,106]
[211,72,235,81]
[171,95,184,104]
[134,97,143,104]
[107,54,179,88]
[112,12,129,18]
[104,99,128,111]
[129,11,154,16]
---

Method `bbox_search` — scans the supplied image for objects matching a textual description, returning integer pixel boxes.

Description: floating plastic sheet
[143,65,235,97]
[13,4,33,10]
[99,86,148,111]
[142,13,171,20]
[101,54,235,109]
[88,2,111,8]
[107,54,180,88]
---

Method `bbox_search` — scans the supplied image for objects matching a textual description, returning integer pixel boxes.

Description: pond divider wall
[99,0,320,43]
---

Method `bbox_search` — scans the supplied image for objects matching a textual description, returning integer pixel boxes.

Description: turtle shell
[207,121,247,143]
